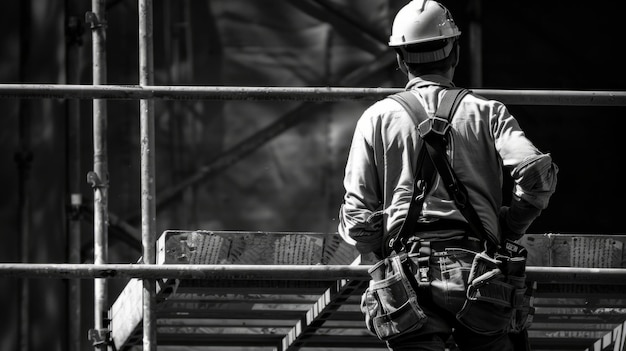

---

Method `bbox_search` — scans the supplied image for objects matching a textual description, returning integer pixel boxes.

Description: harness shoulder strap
[424,88,500,250]
[389,91,429,129]
[435,87,469,121]
[385,91,435,254]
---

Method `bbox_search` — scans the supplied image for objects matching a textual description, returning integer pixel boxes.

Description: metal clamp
[87,171,108,190]
[85,11,107,30]
[88,328,111,347]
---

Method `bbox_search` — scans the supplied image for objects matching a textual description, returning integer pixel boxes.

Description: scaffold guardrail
[1,84,626,105]
[1,263,626,284]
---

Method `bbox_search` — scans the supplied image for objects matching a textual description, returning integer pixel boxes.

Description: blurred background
[0,1,625,350]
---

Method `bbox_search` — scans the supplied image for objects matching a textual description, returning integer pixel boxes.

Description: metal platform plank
[279,278,368,351]
[108,232,626,351]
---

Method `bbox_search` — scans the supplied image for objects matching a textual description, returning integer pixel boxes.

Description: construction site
[1,1,625,351]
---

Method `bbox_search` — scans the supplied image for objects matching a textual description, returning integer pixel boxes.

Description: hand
[355,236,384,257]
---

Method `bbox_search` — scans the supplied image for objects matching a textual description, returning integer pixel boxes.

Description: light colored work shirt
[338,75,558,254]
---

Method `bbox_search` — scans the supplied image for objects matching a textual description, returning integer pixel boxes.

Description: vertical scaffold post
[138,1,157,351]
[88,0,110,350]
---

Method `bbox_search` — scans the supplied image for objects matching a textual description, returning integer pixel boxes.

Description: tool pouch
[456,242,529,335]
[360,252,427,341]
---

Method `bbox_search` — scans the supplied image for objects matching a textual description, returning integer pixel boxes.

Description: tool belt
[361,238,534,340]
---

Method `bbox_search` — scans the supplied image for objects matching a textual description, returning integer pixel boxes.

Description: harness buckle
[418,116,450,139]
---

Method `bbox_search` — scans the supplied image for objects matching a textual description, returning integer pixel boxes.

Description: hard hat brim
[388,32,461,47]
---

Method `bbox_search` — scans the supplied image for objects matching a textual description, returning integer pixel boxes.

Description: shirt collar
[405,75,455,90]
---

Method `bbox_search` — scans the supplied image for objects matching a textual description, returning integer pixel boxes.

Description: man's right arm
[501,154,559,239]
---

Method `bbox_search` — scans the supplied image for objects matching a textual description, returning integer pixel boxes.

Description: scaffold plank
[101,232,626,351]
[2,231,626,350]
[157,230,359,265]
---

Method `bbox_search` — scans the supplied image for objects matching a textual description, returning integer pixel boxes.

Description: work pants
[385,242,519,351]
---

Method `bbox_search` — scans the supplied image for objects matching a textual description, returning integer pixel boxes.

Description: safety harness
[385,87,500,253]
[385,89,533,339]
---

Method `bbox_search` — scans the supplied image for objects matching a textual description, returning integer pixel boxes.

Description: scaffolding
[2,1,626,351]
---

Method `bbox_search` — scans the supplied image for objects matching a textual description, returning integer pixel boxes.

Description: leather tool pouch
[360,252,427,341]
[456,241,531,335]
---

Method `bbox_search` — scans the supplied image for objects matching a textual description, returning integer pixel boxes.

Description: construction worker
[337,1,558,350]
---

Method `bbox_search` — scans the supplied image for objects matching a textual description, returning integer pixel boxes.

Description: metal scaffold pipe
[0,264,625,285]
[88,0,109,350]
[138,1,156,351]
[0,84,626,106]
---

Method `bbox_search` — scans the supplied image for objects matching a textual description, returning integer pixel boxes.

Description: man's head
[389,0,461,76]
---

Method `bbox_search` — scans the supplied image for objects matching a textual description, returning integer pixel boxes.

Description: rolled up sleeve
[512,154,559,210]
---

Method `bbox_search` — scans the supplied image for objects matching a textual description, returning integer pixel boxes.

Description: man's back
[340,74,548,246]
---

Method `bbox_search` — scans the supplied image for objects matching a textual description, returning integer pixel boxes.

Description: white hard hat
[389,0,461,63]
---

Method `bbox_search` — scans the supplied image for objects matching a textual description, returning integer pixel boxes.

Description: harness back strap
[387,88,500,253]
[422,88,500,250]
[386,91,436,254]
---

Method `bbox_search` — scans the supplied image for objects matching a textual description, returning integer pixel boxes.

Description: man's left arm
[338,119,385,255]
